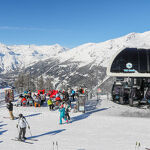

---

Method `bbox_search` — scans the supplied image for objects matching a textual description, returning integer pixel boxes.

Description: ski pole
[135,141,138,150]
[53,141,54,150]
[56,141,58,150]
[28,127,32,137]
[138,142,141,150]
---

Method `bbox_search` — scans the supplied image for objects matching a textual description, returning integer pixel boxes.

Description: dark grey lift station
[107,47,150,106]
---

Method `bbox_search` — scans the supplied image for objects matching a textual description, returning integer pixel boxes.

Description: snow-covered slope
[57,31,150,68]
[1,94,150,150]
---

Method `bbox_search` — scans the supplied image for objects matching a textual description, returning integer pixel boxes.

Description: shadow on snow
[28,129,66,139]
[0,130,7,135]
[0,121,7,143]
[85,100,102,112]
[71,107,109,123]
[24,113,42,118]
[0,124,7,128]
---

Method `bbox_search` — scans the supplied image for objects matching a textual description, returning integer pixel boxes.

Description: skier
[34,95,41,107]
[16,114,30,141]
[21,96,27,106]
[7,101,14,120]
[16,95,23,107]
[63,90,71,106]
[71,89,75,102]
[59,104,68,124]
[64,102,71,120]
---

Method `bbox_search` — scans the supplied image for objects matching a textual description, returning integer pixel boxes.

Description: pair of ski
[11,137,38,144]
[3,116,19,120]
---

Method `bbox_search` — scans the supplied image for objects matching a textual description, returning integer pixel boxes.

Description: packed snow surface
[1,95,150,150]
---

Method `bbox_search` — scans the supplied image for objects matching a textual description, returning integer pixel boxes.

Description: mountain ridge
[1,31,150,90]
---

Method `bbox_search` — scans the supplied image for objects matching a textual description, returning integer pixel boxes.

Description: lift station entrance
[107,47,150,106]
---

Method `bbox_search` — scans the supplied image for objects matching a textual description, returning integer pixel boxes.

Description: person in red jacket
[55,96,61,106]
[21,97,27,106]
[55,96,61,101]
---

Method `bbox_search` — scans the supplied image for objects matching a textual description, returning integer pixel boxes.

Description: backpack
[18,117,26,128]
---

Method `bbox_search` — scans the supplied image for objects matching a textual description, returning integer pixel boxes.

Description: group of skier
[16,90,46,107]
[6,87,86,141]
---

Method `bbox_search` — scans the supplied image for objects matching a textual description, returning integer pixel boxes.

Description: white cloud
[0,26,47,31]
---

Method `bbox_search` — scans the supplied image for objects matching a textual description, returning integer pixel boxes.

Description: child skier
[59,104,68,124]
[16,114,30,141]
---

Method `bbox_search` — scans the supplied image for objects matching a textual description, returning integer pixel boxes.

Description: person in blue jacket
[71,89,75,101]
[59,104,68,124]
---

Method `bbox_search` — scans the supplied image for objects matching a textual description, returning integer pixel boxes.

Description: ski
[145,148,150,150]
[14,137,38,141]
[26,138,38,141]
[11,138,33,144]
[3,117,18,120]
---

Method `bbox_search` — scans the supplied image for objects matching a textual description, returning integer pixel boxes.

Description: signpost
[78,94,86,113]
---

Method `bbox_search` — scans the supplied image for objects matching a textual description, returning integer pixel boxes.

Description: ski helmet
[19,113,23,118]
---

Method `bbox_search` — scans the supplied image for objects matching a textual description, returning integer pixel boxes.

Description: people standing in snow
[63,90,71,106]
[16,114,30,141]
[34,95,41,107]
[71,89,75,102]
[28,90,32,97]
[40,93,46,106]
[79,88,84,94]
[47,98,54,110]
[63,90,69,102]
[64,102,71,120]
[21,96,27,106]
[55,94,62,106]
[16,95,23,107]
[27,96,34,106]
[7,101,14,120]
[59,104,68,124]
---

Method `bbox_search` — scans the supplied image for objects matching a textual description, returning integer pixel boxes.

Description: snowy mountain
[57,31,150,68]
[0,43,67,73]
[1,31,150,89]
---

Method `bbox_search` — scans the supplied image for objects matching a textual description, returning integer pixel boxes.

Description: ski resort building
[107,47,150,77]
[107,47,150,106]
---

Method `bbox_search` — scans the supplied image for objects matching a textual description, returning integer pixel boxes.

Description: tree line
[14,73,54,93]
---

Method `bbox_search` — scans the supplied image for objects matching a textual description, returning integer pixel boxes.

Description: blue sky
[0,0,150,48]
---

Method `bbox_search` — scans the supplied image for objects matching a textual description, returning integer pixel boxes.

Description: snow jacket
[7,102,13,111]
[64,104,71,113]
[59,107,65,117]
[71,90,75,95]
[21,97,27,104]
[55,96,61,101]
[47,99,53,105]
[17,117,29,128]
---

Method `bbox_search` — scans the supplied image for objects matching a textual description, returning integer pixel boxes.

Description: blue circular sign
[126,63,132,69]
